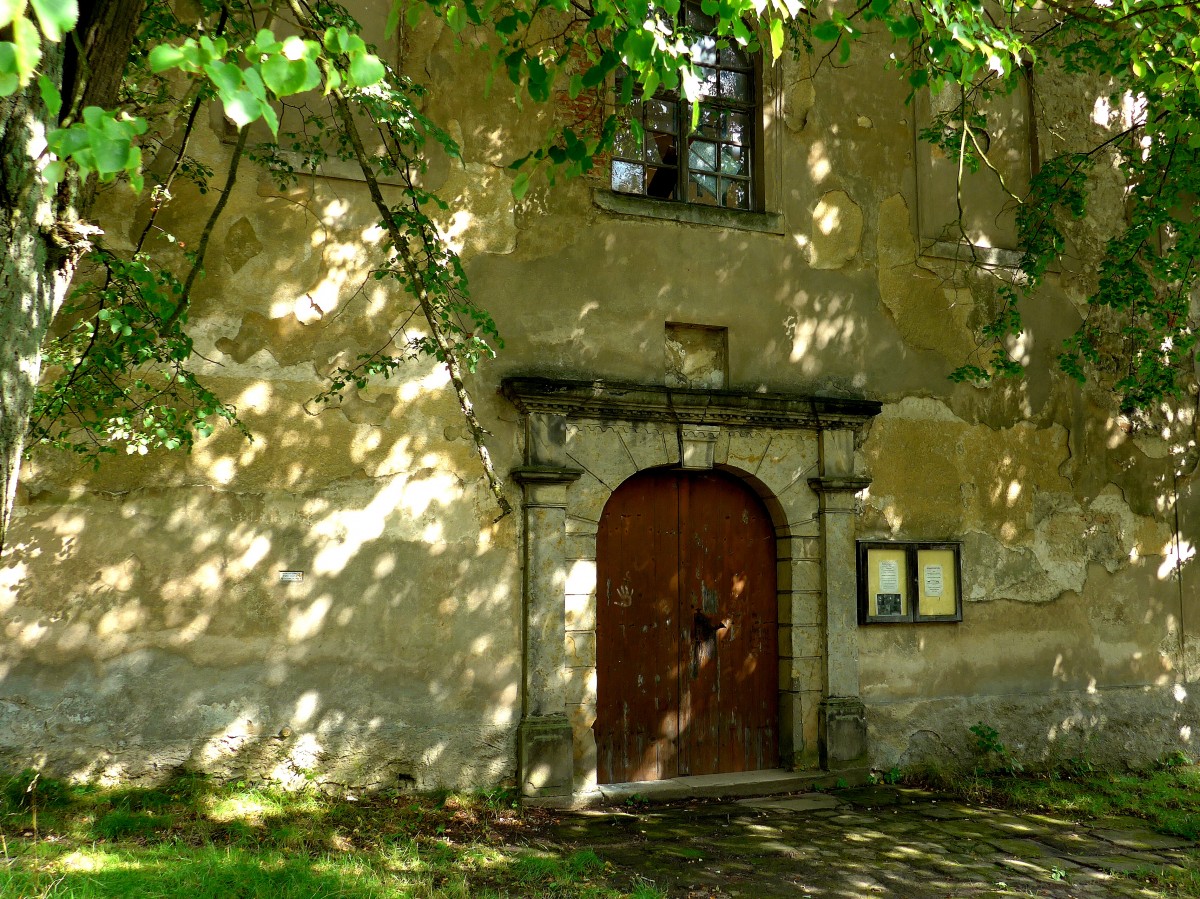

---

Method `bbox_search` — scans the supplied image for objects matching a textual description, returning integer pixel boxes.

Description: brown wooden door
[595,468,778,784]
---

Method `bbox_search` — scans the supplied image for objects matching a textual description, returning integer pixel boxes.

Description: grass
[911,759,1200,840]
[0,771,660,898]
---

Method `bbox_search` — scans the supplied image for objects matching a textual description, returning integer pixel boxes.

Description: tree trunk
[0,0,145,551]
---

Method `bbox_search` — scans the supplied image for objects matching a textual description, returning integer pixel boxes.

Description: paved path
[544,786,1196,898]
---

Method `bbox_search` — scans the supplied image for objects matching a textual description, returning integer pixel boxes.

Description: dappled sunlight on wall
[1,341,523,789]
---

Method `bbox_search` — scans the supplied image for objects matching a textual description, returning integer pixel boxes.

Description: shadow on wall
[0,367,521,792]
[857,386,1198,772]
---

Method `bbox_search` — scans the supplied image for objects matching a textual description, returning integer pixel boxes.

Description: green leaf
[812,20,840,43]
[259,101,278,135]
[12,14,41,84]
[581,52,616,88]
[203,60,242,94]
[0,43,18,95]
[888,14,919,39]
[642,70,659,100]
[512,170,530,201]
[37,72,59,116]
[348,51,384,87]
[222,91,261,129]
[148,43,187,73]
[262,52,320,97]
[29,0,75,41]
[0,1,25,30]
[41,157,64,187]
[769,18,784,61]
[526,55,550,102]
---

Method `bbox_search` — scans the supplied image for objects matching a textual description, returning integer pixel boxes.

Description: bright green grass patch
[916,762,1200,840]
[0,771,660,898]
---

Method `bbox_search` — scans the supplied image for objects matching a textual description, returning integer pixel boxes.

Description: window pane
[645,131,679,165]
[723,111,748,145]
[646,165,678,199]
[614,120,640,158]
[645,98,677,133]
[722,178,750,209]
[697,66,719,99]
[689,140,718,173]
[685,3,715,33]
[688,172,718,205]
[719,143,746,175]
[697,105,721,140]
[720,69,751,101]
[612,161,645,194]
[721,44,751,68]
[690,33,718,66]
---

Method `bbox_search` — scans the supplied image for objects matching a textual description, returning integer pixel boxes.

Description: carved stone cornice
[501,377,882,431]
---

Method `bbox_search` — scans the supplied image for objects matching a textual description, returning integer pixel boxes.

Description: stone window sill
[593,189,785,234]
[920,239,1064,275]
[921,239,1023,269]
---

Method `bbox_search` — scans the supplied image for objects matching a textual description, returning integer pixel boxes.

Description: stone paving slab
[541,785,1197,897]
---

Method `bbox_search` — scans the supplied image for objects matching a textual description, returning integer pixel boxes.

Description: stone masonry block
[750,433,819,498]
[564,666,597,705]
[518,714,574,799]
[819,696,868,770]
[725,429,771,478]
[565,630,596,667]
[782,656,822,693]
[565,593,596,631]
[565,517,599,537]
[781,624,823,659]
[565,559,596,596]
[779,591,822,626]
[779,692,805,768]
[565,535,597,560]
[566,425,637,490]
[618,422,675,472]
[565,471,611,528]
[780,559,822,592]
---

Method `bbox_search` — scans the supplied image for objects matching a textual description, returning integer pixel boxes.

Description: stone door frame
[502,377,881,801]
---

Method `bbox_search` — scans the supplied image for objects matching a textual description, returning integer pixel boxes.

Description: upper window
[610,3,758,211]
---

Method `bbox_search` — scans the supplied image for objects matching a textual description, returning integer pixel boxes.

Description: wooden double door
[595,468,778,784]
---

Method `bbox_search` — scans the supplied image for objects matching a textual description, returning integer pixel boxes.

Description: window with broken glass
[610,4,757,210]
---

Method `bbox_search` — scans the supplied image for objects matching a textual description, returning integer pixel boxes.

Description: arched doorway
[595,467,778,784]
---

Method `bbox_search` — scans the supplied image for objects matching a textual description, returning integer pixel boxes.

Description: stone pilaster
[809,428,870,771]
[513,466,581,800]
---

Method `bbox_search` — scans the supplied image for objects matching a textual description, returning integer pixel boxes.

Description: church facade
[2,4,1197,803]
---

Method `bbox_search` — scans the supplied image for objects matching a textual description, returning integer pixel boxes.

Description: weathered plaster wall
[1,9,1198,787]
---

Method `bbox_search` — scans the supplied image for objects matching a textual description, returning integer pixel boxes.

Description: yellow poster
[917,548,957,616]
[866,547,908,617]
